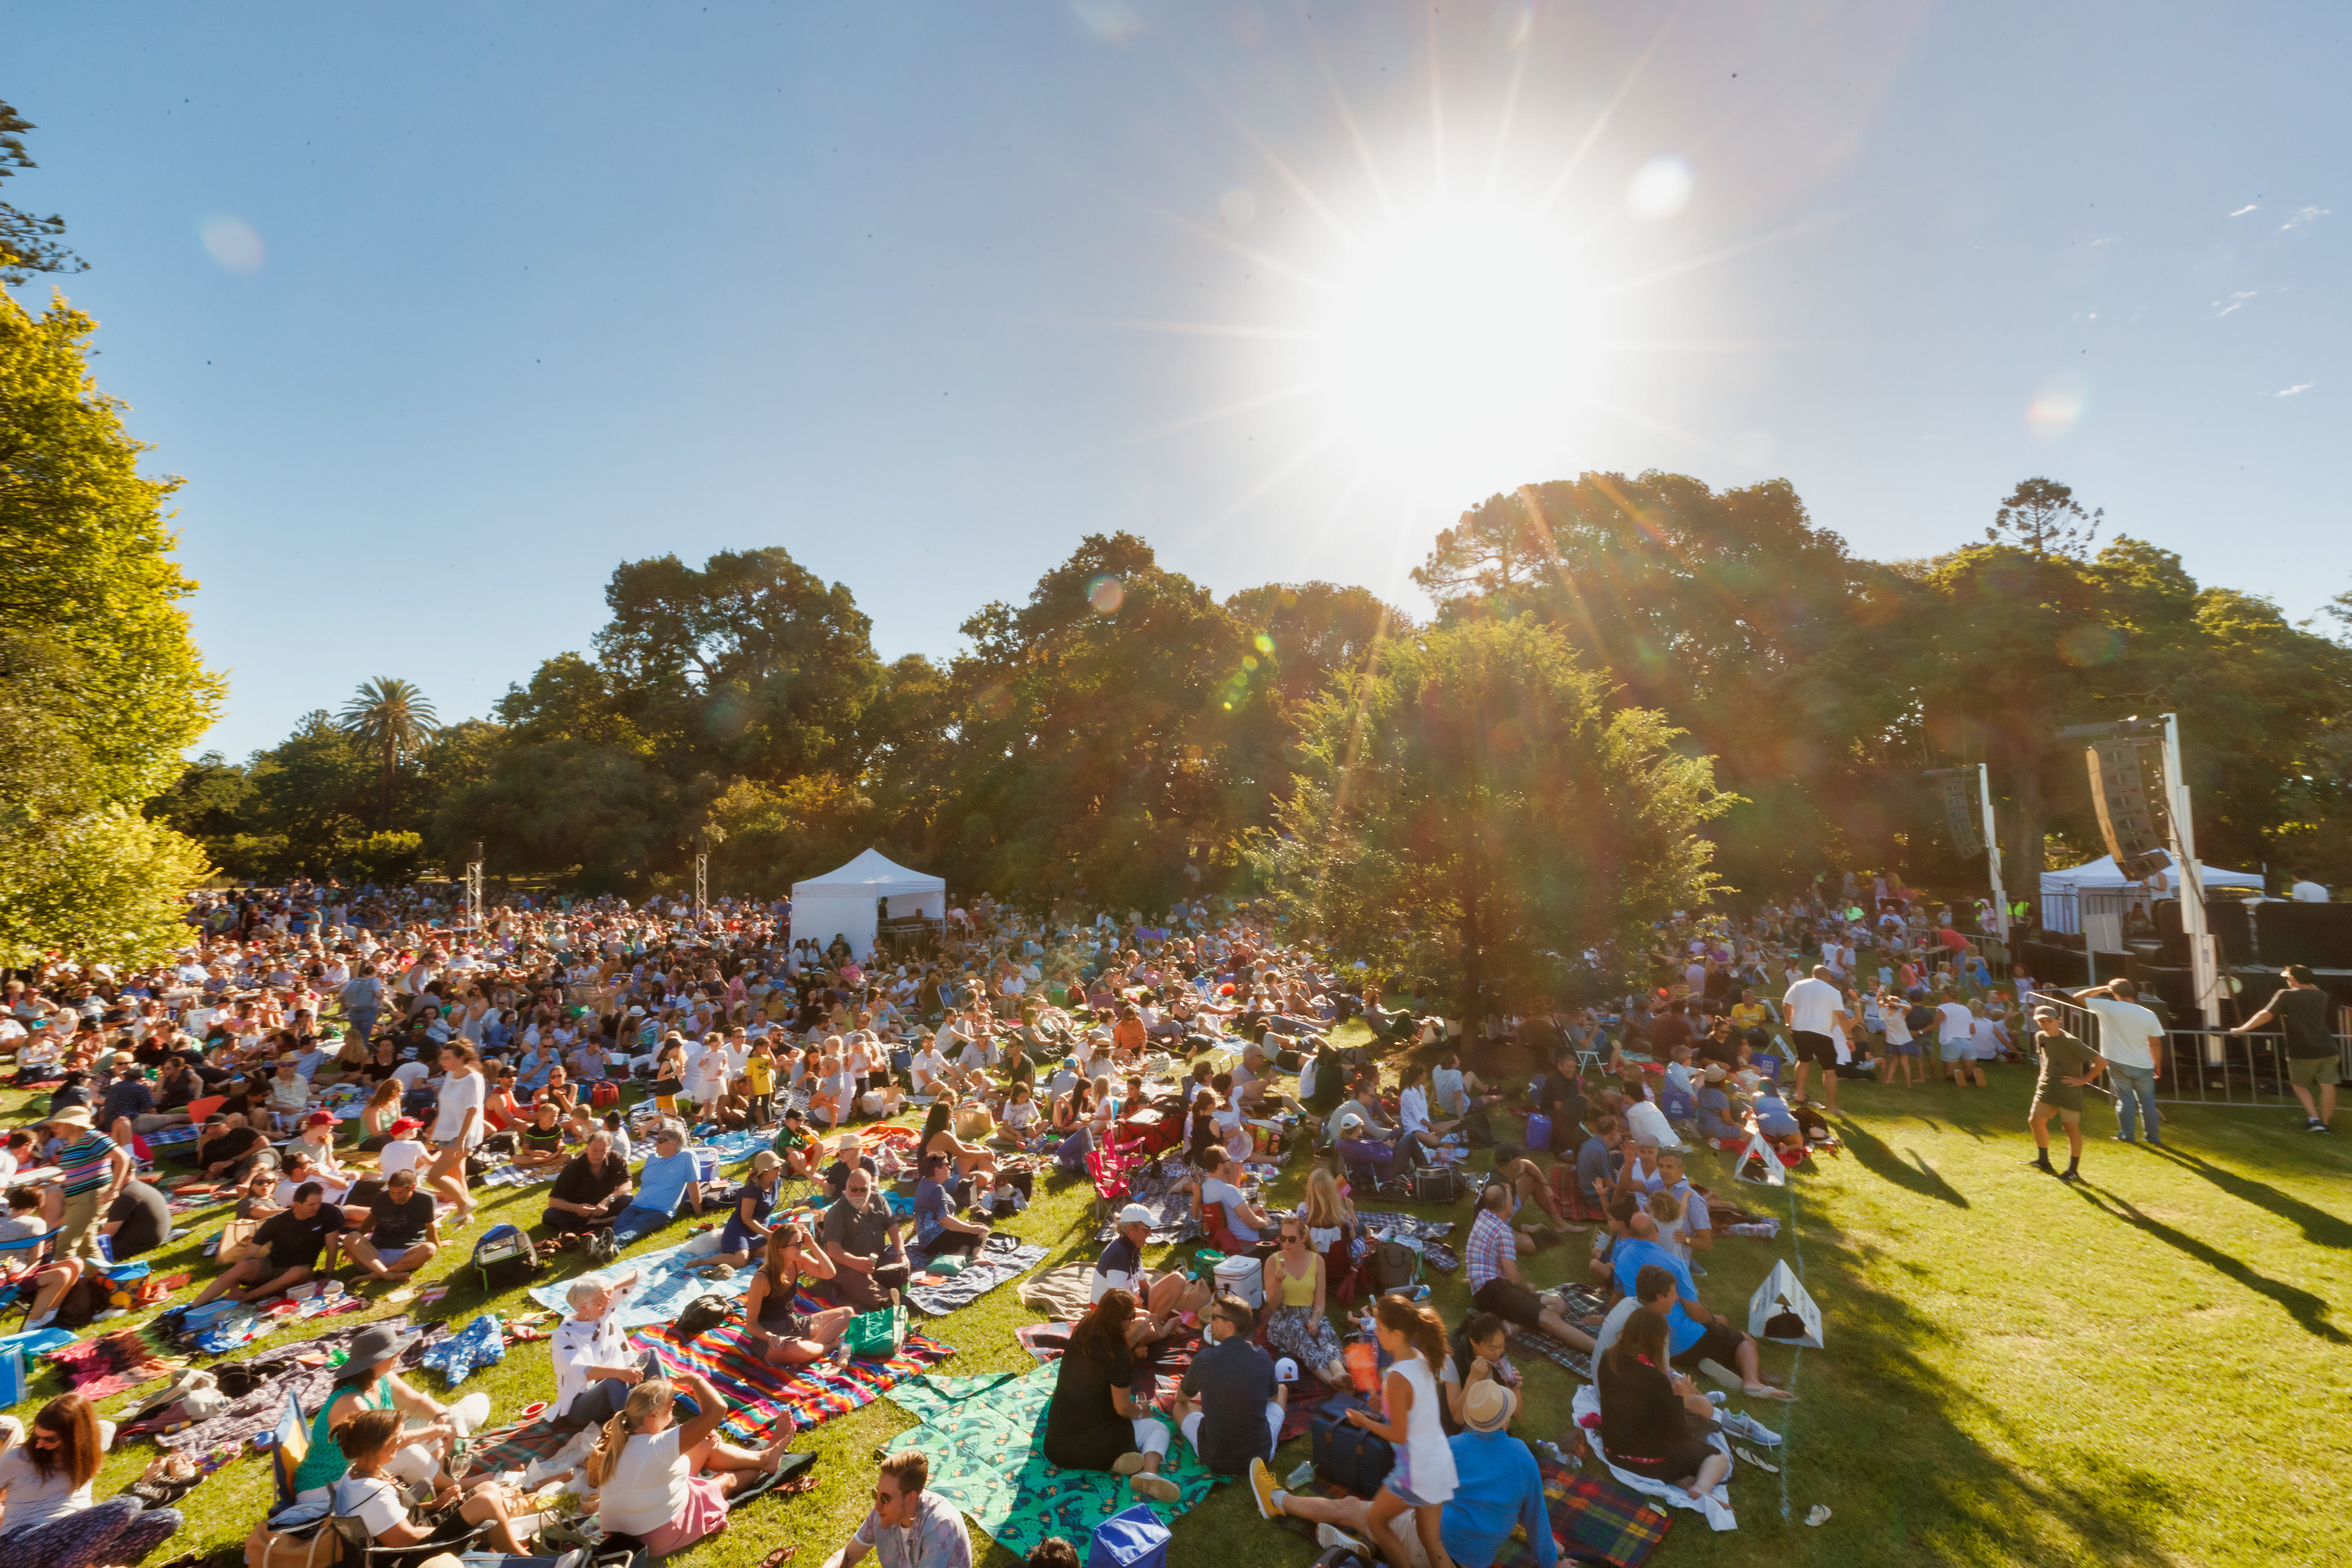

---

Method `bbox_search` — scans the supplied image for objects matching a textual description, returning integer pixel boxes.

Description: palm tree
[337,677,439,829]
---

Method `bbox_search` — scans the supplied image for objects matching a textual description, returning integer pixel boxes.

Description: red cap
[388,1117,424,1136]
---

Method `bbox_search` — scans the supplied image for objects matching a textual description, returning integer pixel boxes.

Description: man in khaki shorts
[2027,1006,2103,1183]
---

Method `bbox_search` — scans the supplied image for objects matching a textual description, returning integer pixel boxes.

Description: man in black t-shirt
[1172,1294,1283,1476]
[543,1133,633,1234]
[336,1169,440,1282]
[102,1179,172,1261]
[2230,964,2339,1132]
[190,1182,349,1306]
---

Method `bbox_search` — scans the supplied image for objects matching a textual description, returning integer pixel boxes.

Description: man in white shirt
[1936,996,1984,1088]
[907,1040,949,1098]
[2072,979,2166,1145]
[1780,965,1847,1113]
[2288,869,2330,903]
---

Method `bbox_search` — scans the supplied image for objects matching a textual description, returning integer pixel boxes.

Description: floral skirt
[1266,1303,1343,1371]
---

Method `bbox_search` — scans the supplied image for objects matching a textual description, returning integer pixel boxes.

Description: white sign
[1747,1258,1824,1349]
[1731,1131,1786,1187]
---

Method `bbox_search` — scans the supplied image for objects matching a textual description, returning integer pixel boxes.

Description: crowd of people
[0,864,2335,1568]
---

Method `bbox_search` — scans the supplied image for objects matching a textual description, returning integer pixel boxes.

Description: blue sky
[9,1,2346,760]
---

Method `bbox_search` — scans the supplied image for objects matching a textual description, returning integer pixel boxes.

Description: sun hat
[344,1321,417,1370]
[750,1150,782,1173]
[46,1105,93,1129]
[1463,1379,1517,1433]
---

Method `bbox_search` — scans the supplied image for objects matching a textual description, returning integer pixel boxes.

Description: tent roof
[791,848,945,897]
[2038,855,2263,891]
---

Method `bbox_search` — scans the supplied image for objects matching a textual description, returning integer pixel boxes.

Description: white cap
[1274,1356,1300,1384]
[1116,1203,1156,1229]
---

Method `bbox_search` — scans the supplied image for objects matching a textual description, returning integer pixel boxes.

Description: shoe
[2110,1135,2135,1143]
[1111,1452,1148,1476]
[1734,1445,1779,1472]
[2307,1120,2328,1134]
[1248,1457,1281,1519]
[2057,1168,2082,1183]
[2144,1138,2165,1148]
[1719,1410,1781,1446]
[2025,1160,2056,1174]
[1131,1472,1180,1504]
[1316,1525,1370,1555]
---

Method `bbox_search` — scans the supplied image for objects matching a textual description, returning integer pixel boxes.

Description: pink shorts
[641,1475,730,1558]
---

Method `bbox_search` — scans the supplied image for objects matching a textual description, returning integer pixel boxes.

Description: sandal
[755,1549,798,1568]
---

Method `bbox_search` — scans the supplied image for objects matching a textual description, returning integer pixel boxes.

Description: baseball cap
[387,1117,424,1136]
[1115,1203,1156,1229]
[1273,1356,1300,1384]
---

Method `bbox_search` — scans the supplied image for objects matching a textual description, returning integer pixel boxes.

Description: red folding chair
[1085,1145,1133,1226]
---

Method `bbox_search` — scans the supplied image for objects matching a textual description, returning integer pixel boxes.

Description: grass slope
[37,1029,2350,1568]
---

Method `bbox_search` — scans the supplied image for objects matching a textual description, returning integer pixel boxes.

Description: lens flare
[199,213,266,274]
[1087,573,1125,613]
[2026,372,2087,439]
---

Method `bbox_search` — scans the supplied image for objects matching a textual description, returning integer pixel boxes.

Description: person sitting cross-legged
[188,1181,350,1308]
[1091,1206,1210,1350]
[1170,1293,1285,1477]
[608,1124,706,1247]
[332,1167,441,1284]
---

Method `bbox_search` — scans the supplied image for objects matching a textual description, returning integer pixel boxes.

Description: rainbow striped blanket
[629,1307,953,1445]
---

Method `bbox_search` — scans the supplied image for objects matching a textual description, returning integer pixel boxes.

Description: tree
[0,291,216,963]
[1987,477,2101,561]
[0,100,85,286]
[1255,617,1733,1024]
[338,677,440,829]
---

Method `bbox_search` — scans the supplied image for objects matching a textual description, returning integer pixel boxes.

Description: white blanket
[1571,1381,1738,1531]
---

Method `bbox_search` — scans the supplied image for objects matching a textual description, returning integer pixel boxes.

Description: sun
[1308,195,1605,503]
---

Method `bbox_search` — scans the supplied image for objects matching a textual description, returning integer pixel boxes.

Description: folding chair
[0,1227,66,1332]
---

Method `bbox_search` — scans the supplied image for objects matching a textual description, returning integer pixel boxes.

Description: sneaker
[2144,1138,2165,1148]
[2057,1168,2082,1183]
[2110,1135,2135,1144]
[1316,1525,1371,1555]
[1247,1457,1281,1519]
[1719,1410,1782,1446]
[2307,1120,2328,1134]
[1131,1472,1180,1504]
[2025,1160,2056,1174]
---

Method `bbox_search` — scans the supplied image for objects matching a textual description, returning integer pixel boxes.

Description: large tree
[338,677,440,829]
[1256,617,1733,1023]
[0,292,216,964]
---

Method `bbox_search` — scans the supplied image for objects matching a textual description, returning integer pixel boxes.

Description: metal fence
[2030,991,2347,1109]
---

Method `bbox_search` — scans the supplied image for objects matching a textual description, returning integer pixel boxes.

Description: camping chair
[1084,1145,1134,1227]
[326,1510,493,1568]
[0,1227,64,1330]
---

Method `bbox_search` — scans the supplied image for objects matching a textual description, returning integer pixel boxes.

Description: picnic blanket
[905,1238,1048,1316]
[157,1318,447,1454]
[1092,1163,1201,1245]
[527,1236,743,1330]
[474,1163,559,1189]
[1571,1381,1736,1530]
[1510,1331,1595,1381]
[1015,1264,1096,1322]
[884,1363,1218,1559]
[629,1305,953,1445]
[1270,1453,1673,1568]
[46,1329,180,1399]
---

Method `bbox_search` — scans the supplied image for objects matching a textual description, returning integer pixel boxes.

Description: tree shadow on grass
[2142,1144,2352,1248]
[1838,1117,1971,1208]
[1780,1202,2183,1565]
[2068,1181,2348,1345]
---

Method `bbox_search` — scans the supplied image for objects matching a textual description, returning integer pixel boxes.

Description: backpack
[471,1223,539,1291]
[1370,1240,1421,1294]
[675,1294,733,1340]
[1410,1164,1459,1204]
[1310,1403,1394,1496]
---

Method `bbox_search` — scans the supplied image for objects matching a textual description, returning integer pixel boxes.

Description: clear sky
[9,1,2346,760]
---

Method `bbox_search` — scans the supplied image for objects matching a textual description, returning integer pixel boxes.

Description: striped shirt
[56,1131,118,1197]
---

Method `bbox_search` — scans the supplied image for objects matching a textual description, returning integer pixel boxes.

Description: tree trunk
[2003,734,2047,921]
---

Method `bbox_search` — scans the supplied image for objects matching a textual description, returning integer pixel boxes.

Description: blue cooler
[1087,1504,1171,1568]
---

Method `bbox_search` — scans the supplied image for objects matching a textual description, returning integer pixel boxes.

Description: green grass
[42,1029,2351,1567]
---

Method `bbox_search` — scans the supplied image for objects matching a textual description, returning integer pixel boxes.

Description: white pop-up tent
[789,849,946,961]
[2038,855,2263,935]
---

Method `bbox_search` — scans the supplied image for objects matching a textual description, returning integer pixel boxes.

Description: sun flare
[1308,197,1604,503]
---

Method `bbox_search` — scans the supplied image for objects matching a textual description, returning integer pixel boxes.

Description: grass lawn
[34,1026,2350,1568]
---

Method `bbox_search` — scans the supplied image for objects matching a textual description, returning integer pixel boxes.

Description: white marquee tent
[789,848,946,960]
[2038,855,2263,935]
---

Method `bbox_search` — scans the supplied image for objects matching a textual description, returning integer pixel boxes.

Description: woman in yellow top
[744,1040,777,1127]
[1261,1214,1347,1388]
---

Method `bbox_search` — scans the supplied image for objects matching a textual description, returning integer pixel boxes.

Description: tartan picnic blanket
[883,1363,1219,1559]
[629,1305,954,1445]
[1091,1162,1203,1244]
[1273,1455,1671,1568]
[475,1162,559,1189]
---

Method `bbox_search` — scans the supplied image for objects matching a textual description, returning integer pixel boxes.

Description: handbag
[1309,1403,1394,1496]
[649,1076,684,1098]
[1370,1239,1421,1294]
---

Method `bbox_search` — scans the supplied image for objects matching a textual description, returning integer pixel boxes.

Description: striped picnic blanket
[1272,1455,1671,1568]
[629,1305,953,1444]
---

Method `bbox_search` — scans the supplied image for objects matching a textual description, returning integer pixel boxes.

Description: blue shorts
[1939,1037,1971,1063]
[1890,1038,1921,1057]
